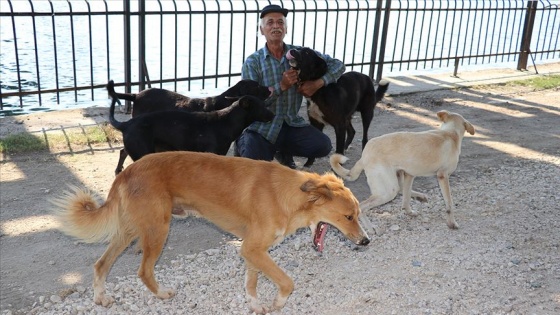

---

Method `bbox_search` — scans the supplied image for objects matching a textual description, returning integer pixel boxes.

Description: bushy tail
[50,186,120,244]
[329,154,364,181]
[375,79,390,102]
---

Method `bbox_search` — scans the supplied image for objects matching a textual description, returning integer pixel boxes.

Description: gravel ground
[1,79,559,315]
[17,160,560,315]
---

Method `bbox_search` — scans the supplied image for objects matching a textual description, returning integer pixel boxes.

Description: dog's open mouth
[286,50,299,70]
[312,222,329,252]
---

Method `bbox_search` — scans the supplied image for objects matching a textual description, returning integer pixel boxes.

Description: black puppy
[286,47,389,166]
[108,95,275,174]
[107,79,272,115]
[106,79,271,174]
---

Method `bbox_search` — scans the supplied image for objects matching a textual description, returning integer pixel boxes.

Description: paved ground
[386,61,560,95]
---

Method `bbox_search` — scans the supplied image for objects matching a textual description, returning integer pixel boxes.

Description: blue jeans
[235,123,332,161]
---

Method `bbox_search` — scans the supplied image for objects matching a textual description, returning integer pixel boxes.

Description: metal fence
[0,0,559,114]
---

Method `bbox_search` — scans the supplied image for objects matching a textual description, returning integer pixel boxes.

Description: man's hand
[280,69,299,91]
[298,78,324,97]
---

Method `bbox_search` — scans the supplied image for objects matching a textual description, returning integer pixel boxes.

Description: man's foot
[274,152,296,169]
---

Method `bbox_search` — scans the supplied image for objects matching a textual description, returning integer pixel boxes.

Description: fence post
[124,0,132,113]
[376,0,391,83]
[517,0,537,71]
[138,0,146,90]
[369,0,384,81]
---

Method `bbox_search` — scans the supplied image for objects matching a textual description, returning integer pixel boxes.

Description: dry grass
[0,123,121,154]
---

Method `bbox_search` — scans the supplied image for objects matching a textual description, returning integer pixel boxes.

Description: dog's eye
[345,215,353,221]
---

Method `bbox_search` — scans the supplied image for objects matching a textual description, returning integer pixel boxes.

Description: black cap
[260,4,289,18]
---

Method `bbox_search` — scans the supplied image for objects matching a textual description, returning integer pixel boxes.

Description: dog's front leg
[436,171,459,229]
[241,244,294,313]
[333,125,347,154]
[244,263,268,314]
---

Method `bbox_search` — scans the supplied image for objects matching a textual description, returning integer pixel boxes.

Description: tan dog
[330,110,475,229]
[51,151,370,314]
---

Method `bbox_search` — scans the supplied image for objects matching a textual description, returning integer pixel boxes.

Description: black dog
[108,95,274,174]
[106,79,271,174]
[106,79,272,115]
[286,47,389,166]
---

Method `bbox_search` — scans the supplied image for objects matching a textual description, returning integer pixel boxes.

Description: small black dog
[108,95,274,174]
[106,79,272,115]
[286,47,389,166]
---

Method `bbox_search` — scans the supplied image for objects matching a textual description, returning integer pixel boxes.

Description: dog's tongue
[285,49,294,60]
[313,222,329,252]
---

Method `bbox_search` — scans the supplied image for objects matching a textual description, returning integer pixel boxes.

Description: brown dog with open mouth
[50,151,370,314]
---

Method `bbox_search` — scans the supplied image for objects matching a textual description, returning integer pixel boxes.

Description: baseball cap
[260,4,289,18]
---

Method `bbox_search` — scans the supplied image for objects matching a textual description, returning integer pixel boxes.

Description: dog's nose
[359,237,370,246]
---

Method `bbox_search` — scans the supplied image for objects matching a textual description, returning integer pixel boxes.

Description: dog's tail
[375,79,390,102]
[329,154,364,181]
[108,93,126,131]
[106,80,136,102]
[50,186,120,244]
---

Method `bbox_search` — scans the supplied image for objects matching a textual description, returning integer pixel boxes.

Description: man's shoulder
[245,48,267,62]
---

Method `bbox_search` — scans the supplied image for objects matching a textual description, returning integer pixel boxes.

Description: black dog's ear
[228,95,254,110]
[203,97,215,111]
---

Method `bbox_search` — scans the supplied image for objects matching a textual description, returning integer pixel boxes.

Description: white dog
[330,110,475,229]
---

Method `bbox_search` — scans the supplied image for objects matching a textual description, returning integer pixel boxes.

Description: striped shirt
[241,43,345,143]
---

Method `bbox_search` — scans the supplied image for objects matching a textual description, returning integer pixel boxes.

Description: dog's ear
[203,97,215,111]
[436,110,449,122]
[300,179,333,205]
[464,121,475,135]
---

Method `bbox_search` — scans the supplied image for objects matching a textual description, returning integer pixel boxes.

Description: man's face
[260,12,287,42]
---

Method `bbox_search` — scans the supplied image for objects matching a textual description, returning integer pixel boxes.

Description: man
[235,4,345,168]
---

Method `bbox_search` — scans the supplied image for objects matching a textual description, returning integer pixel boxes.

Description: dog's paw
[447,220,459,229]
[404,209,419,217]
[249,303,269,314]
[247,296,269,314]
[414,194,428,202]
[272,295,289,311]
[156,287,176,299]
[94,293,115,307]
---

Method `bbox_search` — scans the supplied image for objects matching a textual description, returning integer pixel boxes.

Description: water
[1,0,558,116]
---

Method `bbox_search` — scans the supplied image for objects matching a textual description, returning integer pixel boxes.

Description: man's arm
[242,55,286,101]
[320,53,346,85]
[298,52,345,97]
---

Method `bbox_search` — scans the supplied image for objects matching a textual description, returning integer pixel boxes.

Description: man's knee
[314,134,332,157]
[235,131,274,161]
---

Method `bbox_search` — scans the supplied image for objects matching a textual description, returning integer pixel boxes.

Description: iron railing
[0,0,558,115]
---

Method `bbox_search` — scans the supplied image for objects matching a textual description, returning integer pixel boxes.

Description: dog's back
[106,79,271,117]
[112,95,274,160]
[362,130,460,176]
[106,80,192,115]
